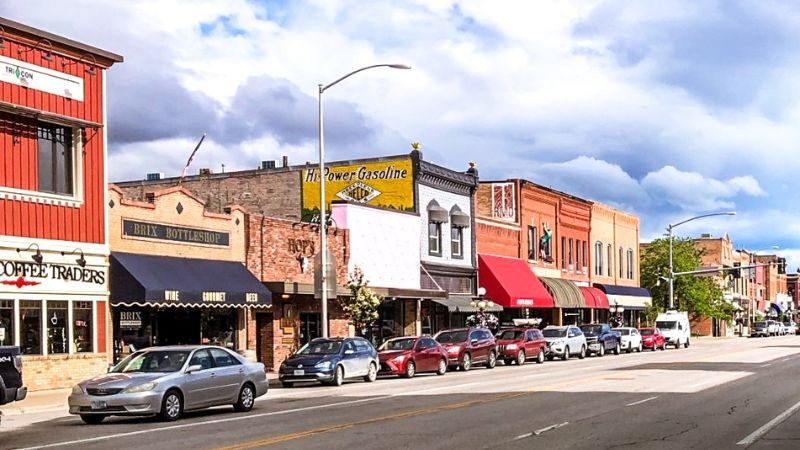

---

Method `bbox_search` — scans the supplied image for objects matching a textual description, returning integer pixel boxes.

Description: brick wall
[24,354,108,391]
[116,169,301,220]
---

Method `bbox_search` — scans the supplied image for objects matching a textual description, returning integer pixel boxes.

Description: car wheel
[626,343,633,354]
[487,351,497,369]
[675,341,681,349]
[614,343,621,355]
[598,345,605,357]
[578,345,586,359]
[326,365,344,386]
[281,381,294,388]
[537,349,545,364]
[516,350,526,366]
[461,353,472,371]
[684,339,690,349]
[364,363,377,382]
[563,346,570,360]
[403,360,416,379]
[159,390,183,422]
[436,358,447,376]
[661,342,666,351]
[234,383,256,412]
[637,343,643,353]
[80,414,105,425]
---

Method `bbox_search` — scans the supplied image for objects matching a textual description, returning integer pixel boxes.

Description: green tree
[339,266,382,335]
[641,237,734,321]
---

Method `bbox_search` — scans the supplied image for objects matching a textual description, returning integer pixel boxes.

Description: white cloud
[641,166,766,211]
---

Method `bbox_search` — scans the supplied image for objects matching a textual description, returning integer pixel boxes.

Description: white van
[655,310,691,349]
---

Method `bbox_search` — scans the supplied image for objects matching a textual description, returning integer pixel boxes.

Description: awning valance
[427,201,449,223]
[432,295,503,313]
[593,283,651,309]
[580,287,610,309]
[450,207,471,228]
[540,277,585,308]
[478,254,554,308]
[110,252,272,308]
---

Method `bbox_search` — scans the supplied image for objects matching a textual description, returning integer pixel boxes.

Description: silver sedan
[68,345,269,424]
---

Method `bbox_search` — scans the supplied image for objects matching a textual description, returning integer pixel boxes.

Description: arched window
[619,247,624,278]
[627,248,635,279]
[594,241,603,275]
[607,244,612,277]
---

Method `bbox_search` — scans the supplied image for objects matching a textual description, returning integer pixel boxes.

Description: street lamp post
[667,212,736,311]
[318,64,411,338]
[470,287,495,329]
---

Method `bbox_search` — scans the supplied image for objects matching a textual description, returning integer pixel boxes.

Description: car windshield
[297,340,342,355]
[111,350,190,373]
[754,321,767,327]
[542,328,567,338]
[640,329,655,336]
[656,321,677,330]
[580,325,602,334]
[435,331,468,343]
[379,338,416,351]
[497,330,523,340]
[616,329,631,335]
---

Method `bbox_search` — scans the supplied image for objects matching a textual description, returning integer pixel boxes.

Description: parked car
[751,321,770,337]
[495,327,547,365]
[68,346,269,424]
[656,310,691,349]
[0,346,27,411]
[434,327,497,371]
[784,321,798,335]
[767,320,782,336]
[378,336,448,378]
[613,327,643,353]
[542,325,586,360]
[580,324,622,357]
[280,337,379,387]
[639,328,666,351]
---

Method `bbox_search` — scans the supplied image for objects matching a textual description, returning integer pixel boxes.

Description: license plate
[90,400,107,410]
[293,369,304,376]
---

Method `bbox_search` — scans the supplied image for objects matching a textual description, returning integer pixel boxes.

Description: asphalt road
[3,336,800,450]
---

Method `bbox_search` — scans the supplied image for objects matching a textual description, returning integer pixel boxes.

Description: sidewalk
[0,373,281,418]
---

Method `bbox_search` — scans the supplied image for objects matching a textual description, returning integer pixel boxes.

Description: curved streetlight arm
[320,64,411,93]
[668,211,736,231]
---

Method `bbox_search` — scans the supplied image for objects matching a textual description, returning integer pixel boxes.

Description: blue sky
[4,0,800,269]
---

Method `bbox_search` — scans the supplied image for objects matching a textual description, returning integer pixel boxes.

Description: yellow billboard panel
[301,157,414,219]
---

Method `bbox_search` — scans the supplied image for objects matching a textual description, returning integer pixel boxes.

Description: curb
[0,404,68,417]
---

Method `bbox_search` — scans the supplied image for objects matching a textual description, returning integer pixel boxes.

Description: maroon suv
[434,327,497,371]
[496,327,547,365]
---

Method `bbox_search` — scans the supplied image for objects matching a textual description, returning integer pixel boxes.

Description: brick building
[0,18,121,390]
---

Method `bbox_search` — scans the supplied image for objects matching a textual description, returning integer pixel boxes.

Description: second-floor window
[569,238,574,271]
[619,247,624,278]
[627,248,634,279]
[561,237,566,270]
[607,244,612,277]
[451,227,463,259]
[594,241,603,275]
[528,226,537,261]
[37,124,74,195]
[428,222,441,256]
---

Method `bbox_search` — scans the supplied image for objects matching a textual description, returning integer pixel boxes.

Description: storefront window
[201,309,237,349]
[73,301,93,353]
[20,301,42,355]
[0,300,14,346]
[47,301,68,354]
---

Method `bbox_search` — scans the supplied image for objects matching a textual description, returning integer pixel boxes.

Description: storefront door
[299,312,321,346]
[256,312,274,369]
[157,309,201,346]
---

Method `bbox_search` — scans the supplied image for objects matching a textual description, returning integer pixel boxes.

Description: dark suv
[0,346,26,408]
[579,324,622,357]
[434,328,497,371]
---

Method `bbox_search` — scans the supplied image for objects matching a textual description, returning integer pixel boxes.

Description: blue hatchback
[279,337,379,387]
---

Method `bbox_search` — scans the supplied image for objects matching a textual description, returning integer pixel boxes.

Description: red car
[434,327,497,371]
[378,336,448,378]
[639,327,666,351]
[496,328,547,365]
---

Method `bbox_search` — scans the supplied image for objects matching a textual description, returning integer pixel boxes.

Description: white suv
[542,326,587,360]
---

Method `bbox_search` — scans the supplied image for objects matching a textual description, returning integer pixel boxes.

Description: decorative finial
[469,162,476,169]
[411,142,421,151]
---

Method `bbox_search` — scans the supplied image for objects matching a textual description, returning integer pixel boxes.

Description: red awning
[478,254,554,308]
[580,287,610,309]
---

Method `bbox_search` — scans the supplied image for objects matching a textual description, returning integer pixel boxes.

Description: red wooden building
[0,18,122,390]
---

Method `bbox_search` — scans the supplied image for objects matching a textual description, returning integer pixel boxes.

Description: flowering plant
[466,312,499,330]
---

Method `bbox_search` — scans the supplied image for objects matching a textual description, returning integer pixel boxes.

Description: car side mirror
[186,364,203,373]
[344,349,355,355]
[470,339,478,345]
[107,363,114,373]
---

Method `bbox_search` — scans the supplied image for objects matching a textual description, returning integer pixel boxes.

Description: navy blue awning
[110,252,271,308]
[593,284,651,297]
[770,303,785,314]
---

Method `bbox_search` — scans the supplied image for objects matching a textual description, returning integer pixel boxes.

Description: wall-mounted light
[61,248,86,267]
[18,38,54,62]
[61,53,98,76]
[16,243,43,264]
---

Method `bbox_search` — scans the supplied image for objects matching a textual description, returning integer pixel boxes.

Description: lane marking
[393,382,480,395]
[513,422,570,440]
[737,398,800,446]
[626,396,658,407]
[760,363,772,368]
[14,396,394,450]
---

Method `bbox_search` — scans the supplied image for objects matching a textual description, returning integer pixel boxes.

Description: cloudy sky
[4,1,800,269]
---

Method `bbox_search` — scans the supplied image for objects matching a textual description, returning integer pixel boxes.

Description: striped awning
[539,277,585,308]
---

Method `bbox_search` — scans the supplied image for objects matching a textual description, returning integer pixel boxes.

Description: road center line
[626,396,658,407]
[14,395,395,450]
[511,421,570,441]
[760,363,772,368]
[737,398,800,446]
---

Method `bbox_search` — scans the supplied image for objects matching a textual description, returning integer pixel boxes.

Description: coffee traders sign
[122,220,230,247]
[301,157,414,218]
